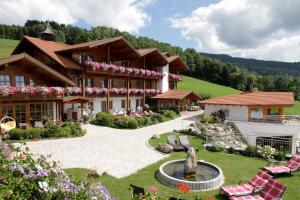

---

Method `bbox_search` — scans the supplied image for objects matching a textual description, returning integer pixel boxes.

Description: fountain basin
[157,159,224,191]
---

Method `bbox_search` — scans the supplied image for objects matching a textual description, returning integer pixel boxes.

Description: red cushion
[291,155,300,163]
[222,184,254,197]
[230,195,264,200]
[288,160,300,170]
[249,175,268,188]
[264,166,291,174]
[260,179,286,200]
[256,171,272,181]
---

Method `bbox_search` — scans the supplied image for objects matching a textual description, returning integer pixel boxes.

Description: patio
[15,111,202,178]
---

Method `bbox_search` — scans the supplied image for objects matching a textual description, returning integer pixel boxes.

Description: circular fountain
[157,148,224,191]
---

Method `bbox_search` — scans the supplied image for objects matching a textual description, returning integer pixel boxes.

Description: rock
[157,143,173,153]
[184,147,197,175]
[89,168,106,177]
[215,126,224,132]
[152,134,160,139]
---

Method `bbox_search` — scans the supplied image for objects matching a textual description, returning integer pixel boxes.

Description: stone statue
[184,147,197,175]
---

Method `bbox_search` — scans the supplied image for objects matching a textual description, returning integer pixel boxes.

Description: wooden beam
[106,75,110,113]
[127,77,130,111]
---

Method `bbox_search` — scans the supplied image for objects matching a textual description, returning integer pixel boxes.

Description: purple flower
[18,165,25,174]
[37,170,48,177]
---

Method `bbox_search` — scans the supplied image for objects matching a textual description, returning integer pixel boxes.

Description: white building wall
[205,105,248,121]
[91,96,144,113]
[157,64,169,93]
[234,121,300,154]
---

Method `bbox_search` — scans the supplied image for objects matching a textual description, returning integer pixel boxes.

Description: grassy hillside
[0,39,19,57]
[178,75,240,97]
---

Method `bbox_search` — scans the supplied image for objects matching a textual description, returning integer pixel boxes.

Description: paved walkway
[19,111,202,178]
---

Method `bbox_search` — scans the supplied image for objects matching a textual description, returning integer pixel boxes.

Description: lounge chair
[179,135,199,152]
[143,111,151,116]
[167,135,185,152]
[18,122,27,129]
[149,110,155,115]
[34,121,44,128]
[230,179,286,200]
[220,171,272,198]
[264,155,300,175]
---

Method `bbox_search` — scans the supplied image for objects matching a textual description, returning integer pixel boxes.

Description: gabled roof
[0,53,76,86]
[12,36,81,70]
[151,90,201,100]
[137,48,168,66]
[167,55,189,71]
[200,92,294,106]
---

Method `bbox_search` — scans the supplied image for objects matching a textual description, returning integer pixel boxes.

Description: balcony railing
[0,86,160,98]
[250,115,300,124]
[84,61,164,79]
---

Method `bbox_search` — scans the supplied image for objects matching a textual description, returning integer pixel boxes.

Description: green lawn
[66,132,299,200]
[286,101,300,115]
[0,38,19,57]
[178,76,240,97]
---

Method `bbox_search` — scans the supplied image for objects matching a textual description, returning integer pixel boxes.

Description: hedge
[92,110,179,129]
[9,121,85,140]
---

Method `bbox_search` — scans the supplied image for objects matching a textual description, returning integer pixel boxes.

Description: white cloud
[0,0,152,33]
[169,0,300,62]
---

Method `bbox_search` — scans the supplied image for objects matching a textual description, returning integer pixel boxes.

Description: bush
[227,147,235,154]
[208,144,223,152]
[61,121,85,137]
[257,145,276,160]
[200,114,215,124]
[169,106,180,115]
[28,128,44,139]
[164,110,177,119]
[136,117,146,127]
[95,112,115,127]
[276,147,287,161]
[9,128,27,140]
[244,145,258,157]
[127,118,139,129]
[44,122,60,137]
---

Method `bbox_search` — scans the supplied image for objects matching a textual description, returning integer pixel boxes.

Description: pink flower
[148,186,157,193]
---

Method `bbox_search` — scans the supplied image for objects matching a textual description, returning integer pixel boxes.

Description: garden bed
[91,110,179,129]
[6,121,86,141]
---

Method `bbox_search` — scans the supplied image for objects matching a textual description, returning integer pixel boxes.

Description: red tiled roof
[19,36,81,70]
[200,92,294,106]
[151,90,201,100]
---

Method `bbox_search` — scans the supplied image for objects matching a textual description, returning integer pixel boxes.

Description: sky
[1,0,300,62]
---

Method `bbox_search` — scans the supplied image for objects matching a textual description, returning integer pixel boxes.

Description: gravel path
[18,111,202,178]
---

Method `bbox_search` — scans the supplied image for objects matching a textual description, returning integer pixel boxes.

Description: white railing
[251,115,300,124]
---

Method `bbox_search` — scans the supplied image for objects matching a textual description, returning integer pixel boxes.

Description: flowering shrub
[0,142,115,200]
[84,61,164,79]
[169,73,182,81]
[257,145,276,160]
[0,86,67,97]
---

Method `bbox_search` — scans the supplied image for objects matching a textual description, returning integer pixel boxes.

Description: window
[30,103,53,122]
[140,99,144,107]
[128,100,131,109]
[129,81,132,88]
[121,100,126,108]
[88,102,94,111]
[15,104,26,123]
[101,101,106,112]
[87,79,94,87]
[1,105,13,118]
[29,79,38,86]
[101,80,106,88]
[109,101,113,110]
[120,80,126,88]
[78,78,83,87]
[136,81,142,89]
[136,99,140,109]
[109,80,114,88]
[0,75,10,86]
[15,76,25,87]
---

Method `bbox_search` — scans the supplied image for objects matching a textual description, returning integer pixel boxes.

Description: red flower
[148,185,157,193]
[177,182,190,193]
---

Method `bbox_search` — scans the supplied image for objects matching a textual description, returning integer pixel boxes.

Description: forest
[1,20,300,99]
